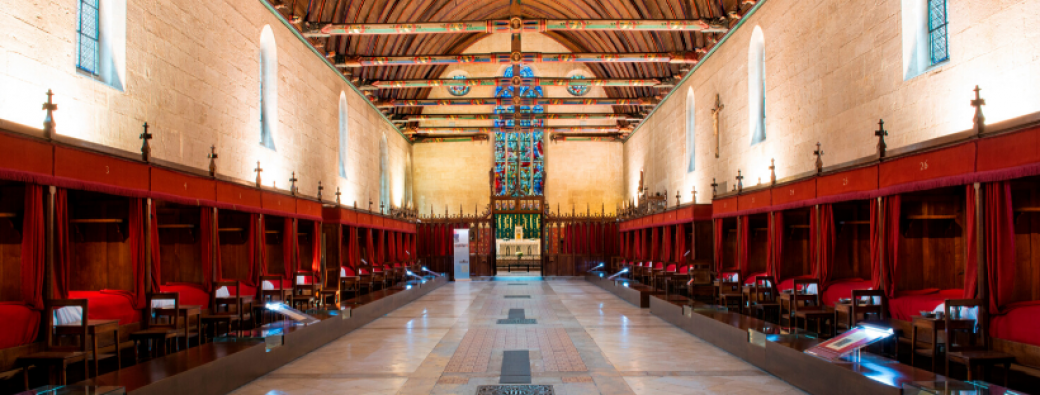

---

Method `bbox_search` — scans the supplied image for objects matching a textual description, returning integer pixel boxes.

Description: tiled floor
[228,280,805,394]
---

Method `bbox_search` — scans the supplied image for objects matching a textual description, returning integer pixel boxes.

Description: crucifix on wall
[711,94,724,158]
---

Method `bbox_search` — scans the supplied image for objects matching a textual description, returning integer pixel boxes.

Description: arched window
[259,26,278,150]
[686,88,696,173]
[338,91,348,178]
[748,26,766,146]
[379,134,390,207]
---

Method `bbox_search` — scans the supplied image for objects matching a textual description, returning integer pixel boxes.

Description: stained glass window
[77,0,100,75]
[567,75,590,96]
[928,0,949,65]
[447,74,470,96]
[494,66,545,197]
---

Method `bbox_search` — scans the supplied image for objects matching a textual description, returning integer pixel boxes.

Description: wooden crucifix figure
[139,122,153,162]
[711,94,724,158]
[735,170,743,192]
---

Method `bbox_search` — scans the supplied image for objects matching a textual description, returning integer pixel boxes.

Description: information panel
[453,229,471,281]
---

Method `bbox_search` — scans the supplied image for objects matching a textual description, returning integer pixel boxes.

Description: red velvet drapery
[200,208,214,292]
[55,189,70,299]
[247,213,258,287]
[148,203,161,292]
[965,186,978,298]
[674,224,686,265]
[985,182,1016,313]
[283,218,294,280]
[661,226,671,262]
[768,212,783,280]
[870,199,882,291]
[713,219,723,272]
[739,216,749,281]
[882,196,901,299]
[637,229,644,261]
[129,199,146,309]
[818,205,835,286]
[650,227,659,261]
[312,222,321,273]
[21,185,45,310]
[258,215,268,277]
[366,228,376,267]
[349,226,360,268]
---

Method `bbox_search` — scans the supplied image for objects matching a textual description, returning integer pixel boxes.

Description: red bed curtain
[149,203,161,292]
[282,218,293,280]
[258,215,268,277]
[366,228,376,266]
[713,219,723,272]
[768,212,783,280]
[247,213,258,287]
[964,186,978,298]
[870,199,882,291]
[650,227,659,262]
[21,185,45,310]
[55,189,70,299]
[312,222,321,273]
[882,195,901,299]
[818,205,835,286]
[129,199,146,309]
[661,226,672,262]
[349,226,360,268]
[739,216,749,281]
[200,208,214,292]
[985,182,1016,313]
[674,224,686,264]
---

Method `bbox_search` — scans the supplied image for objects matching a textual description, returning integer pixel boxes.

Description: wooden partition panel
[264,216,287,277]
[69,190,132,291]
[0,184,24,302]
[692,221,714,265]
[1010,178,1040,303]
[218,211,252,282]
[897,188,965,292]
[298,219,317,273]
[155,202,203,284]
[747,214,769,275]
[722,218,738,270]
[832,200,873,280]
[780,209,812,281]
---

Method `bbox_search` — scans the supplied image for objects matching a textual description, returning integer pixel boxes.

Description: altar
[496,239,541,258]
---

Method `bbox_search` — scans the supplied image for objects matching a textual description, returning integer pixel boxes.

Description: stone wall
[0,0,410,207]
[624,0,1040,204]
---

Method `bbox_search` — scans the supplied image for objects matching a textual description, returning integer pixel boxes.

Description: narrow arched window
[259,26,278,150]
[338,92,348,178]
[748,26,766,146]
[686,88,696,173]
[379,134,390,207]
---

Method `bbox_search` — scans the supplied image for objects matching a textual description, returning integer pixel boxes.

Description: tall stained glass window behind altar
[493,66,545,197]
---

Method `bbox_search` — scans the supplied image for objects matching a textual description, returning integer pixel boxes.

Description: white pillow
[54,306,83,326]
[804,283,818,295]
[215,286,230,298]
[151,299,175,309]
[296,276,307,285]
[262,280,275,290]
[340,267,346,277]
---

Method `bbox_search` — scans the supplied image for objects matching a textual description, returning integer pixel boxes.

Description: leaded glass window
[567,75,589,96]
[494,66,545,197]
[928,0,949,65]
[77,0,100,75]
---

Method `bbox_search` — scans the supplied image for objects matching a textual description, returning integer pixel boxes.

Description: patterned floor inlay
[477,385,555,395]
[444,328,588,373]
[561,376,595,383]
[436,376,470,384]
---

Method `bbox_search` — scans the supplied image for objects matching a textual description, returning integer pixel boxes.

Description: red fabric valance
[216,183,263,213]
[52,147,150,198]
[771,179,816,210]
[816,165,878,204]
[876,143,976,196]
[0,133,54,185]
[150,168,217,207]
[262,191,296,218]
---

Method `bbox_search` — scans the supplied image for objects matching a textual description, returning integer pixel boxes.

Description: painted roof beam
[303,18,728,38]
[391,113,643,122]
[335,52,700,67]
[360,77,662,90]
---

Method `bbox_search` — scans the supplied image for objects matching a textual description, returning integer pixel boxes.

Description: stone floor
[228,280,806,394]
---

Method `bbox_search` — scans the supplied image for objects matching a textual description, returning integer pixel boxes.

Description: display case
[901,381,1020,395]
[19,386,125,395]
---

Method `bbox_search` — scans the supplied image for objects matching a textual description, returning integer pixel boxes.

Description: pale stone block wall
[0,0,411,207]
[625,0,1040,205]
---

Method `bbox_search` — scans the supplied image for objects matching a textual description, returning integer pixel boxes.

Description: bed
[887,289,963,321]
[159,283,211,307]
[820,278,874,307]
[68,290,141,325]
[0,302,40,349]
[990,300,1040,347]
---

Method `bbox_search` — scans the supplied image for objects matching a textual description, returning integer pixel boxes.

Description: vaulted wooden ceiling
[269,0,756,130]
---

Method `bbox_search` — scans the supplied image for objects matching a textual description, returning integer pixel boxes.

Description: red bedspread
[821,278,873,307]
[68,291,141,325]
[888,289,962,321]
[990,300,1040,347]
[743,272,768,285]
[0,302,40,349]
[778,276,817,293]
[159,284,211,307]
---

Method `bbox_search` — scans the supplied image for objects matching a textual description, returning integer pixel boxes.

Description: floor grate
[504,295,531,299]
[476,385,554,395]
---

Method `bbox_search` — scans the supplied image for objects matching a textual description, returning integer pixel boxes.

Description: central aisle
[230,280,804,394]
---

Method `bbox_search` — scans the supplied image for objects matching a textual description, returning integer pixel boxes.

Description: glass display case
[18,386,125,395]
[902,381,1021,395]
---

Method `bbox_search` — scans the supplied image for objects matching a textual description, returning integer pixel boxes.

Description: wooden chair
[19,300,90,385]
[790,279,831,337]
[652,262,678,292]
[259,275,287,323]
[317,268,340,307]
[685,266,715,304]
[370,268,387,291]
[357,265,375,293]
[339,266,361,302]
[836,290,887,333]
[749,276,780,323]
[205,280,250,334]
[130,294,180,361]
[716,272,743,310]
[289,271,318,310]
[944,299,1015,386]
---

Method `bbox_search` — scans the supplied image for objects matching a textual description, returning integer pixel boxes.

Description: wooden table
[56,319,120,376]
[155,305,201,350]
[910,315,975,372]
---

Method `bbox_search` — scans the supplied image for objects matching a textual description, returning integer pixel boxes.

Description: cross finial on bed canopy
[289,172,299,195]
[735,170,743,193]
[139,122,153,162]
[208,146,218,177]
[43,89,58,139]
[317,181,324,201]
[875,120,888,159]
[813,142,824,174]
[254,161,263,187]
[972,86,986,136]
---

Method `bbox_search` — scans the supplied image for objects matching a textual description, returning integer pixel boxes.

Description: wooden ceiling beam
[360,77,662,90]
[404,126,626,134]
[393,113,643,121]
[303,18,727,38]
[335,52,700,67]
[374,97,659,107]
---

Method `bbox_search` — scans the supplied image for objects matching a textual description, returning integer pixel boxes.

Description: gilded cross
[875,119,888,159]
[42,89,58,139]
[971,86,986,135]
